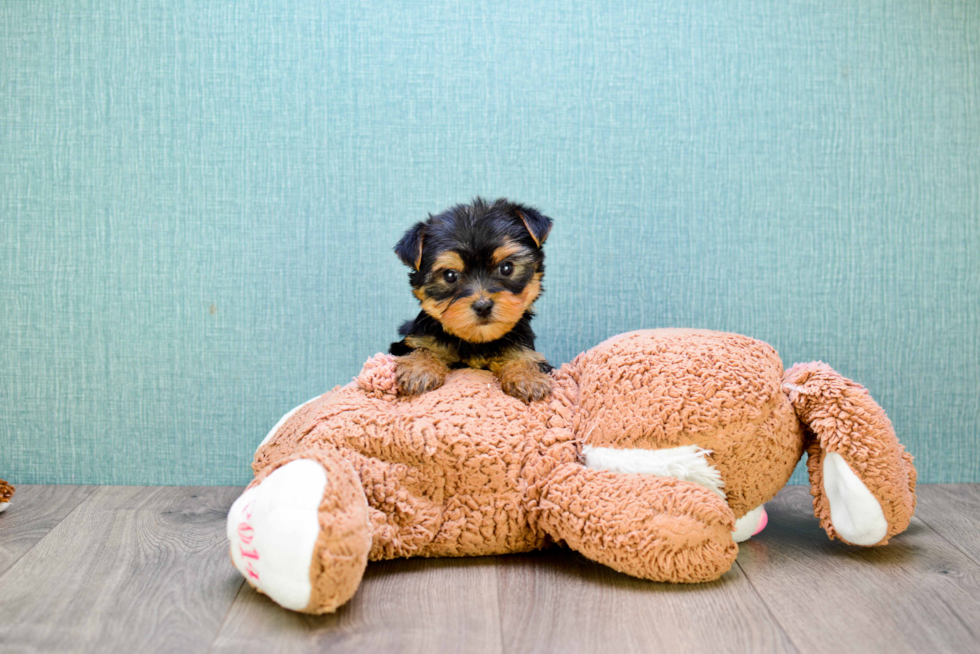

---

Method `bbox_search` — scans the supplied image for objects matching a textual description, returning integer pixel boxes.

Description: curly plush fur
[228,329,916,614]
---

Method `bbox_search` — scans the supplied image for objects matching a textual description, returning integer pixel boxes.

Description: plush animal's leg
[227,450,371,614]
[537,464,738,582]
[732,505,768,543]
[784,362,917,546]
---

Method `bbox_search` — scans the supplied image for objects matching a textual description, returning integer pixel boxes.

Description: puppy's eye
[499,262,514,277]
[442,270,459,284]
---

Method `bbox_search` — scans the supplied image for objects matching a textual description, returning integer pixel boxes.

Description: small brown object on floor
[0,479,14,504]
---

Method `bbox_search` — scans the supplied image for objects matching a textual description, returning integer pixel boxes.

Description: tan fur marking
[439,295,512,343]
[495,272,542,323]
[404,334,459,365]
[489,348,552,402]
[461,353,491,369]
[435,272,543,343]
[432,251,465,272]
[419,296,450,322]
[491,240,524,265]
[516,211,548,247]
[395,348,450,396]
[408,229,425,271]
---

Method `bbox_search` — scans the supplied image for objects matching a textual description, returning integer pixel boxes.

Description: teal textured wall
[1,1,978,486]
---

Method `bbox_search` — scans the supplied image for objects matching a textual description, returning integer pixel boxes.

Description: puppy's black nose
[472,297,494,318]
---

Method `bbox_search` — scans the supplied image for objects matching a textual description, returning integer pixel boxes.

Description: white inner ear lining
[822,452,888,545]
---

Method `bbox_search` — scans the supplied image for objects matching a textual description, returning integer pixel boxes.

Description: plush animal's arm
[536,463,738,582]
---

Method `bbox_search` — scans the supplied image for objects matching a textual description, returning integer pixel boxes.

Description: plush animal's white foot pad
[823,452,888,546]
[732,505,768,543]
[0,502,8,513]
[227,459,328,611]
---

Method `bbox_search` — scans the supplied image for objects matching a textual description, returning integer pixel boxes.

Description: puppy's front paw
[499,365,552,403]
[397,366,444,396]
[395,350,448,396]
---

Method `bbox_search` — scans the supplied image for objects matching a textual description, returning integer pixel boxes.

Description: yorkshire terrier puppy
[390,197,554,402]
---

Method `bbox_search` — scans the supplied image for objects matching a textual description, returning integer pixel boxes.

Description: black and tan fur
[390,198,554,402]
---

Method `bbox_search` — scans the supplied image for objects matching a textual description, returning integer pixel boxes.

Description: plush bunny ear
[514,206,553,248]
[394,221,426,270]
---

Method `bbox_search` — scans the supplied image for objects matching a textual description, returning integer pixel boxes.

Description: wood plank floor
[0,485,977,654]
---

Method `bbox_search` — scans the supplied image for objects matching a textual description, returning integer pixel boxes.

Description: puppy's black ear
[394,221,426,270]
[513,206,552,248]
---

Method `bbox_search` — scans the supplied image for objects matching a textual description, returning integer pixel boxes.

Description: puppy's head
[395,197,552,343]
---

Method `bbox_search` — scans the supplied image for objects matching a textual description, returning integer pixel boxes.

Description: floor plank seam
[911,514,980,570]
[0,485,99,582]
[937,593,980,643]
[493,556,507,654]
[205,577,249,654]
[732,560,803,654]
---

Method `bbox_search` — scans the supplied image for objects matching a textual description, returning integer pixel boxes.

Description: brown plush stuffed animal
[227,329,916,614]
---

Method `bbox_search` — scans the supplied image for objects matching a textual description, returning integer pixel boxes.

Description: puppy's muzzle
[472,297,494,318]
